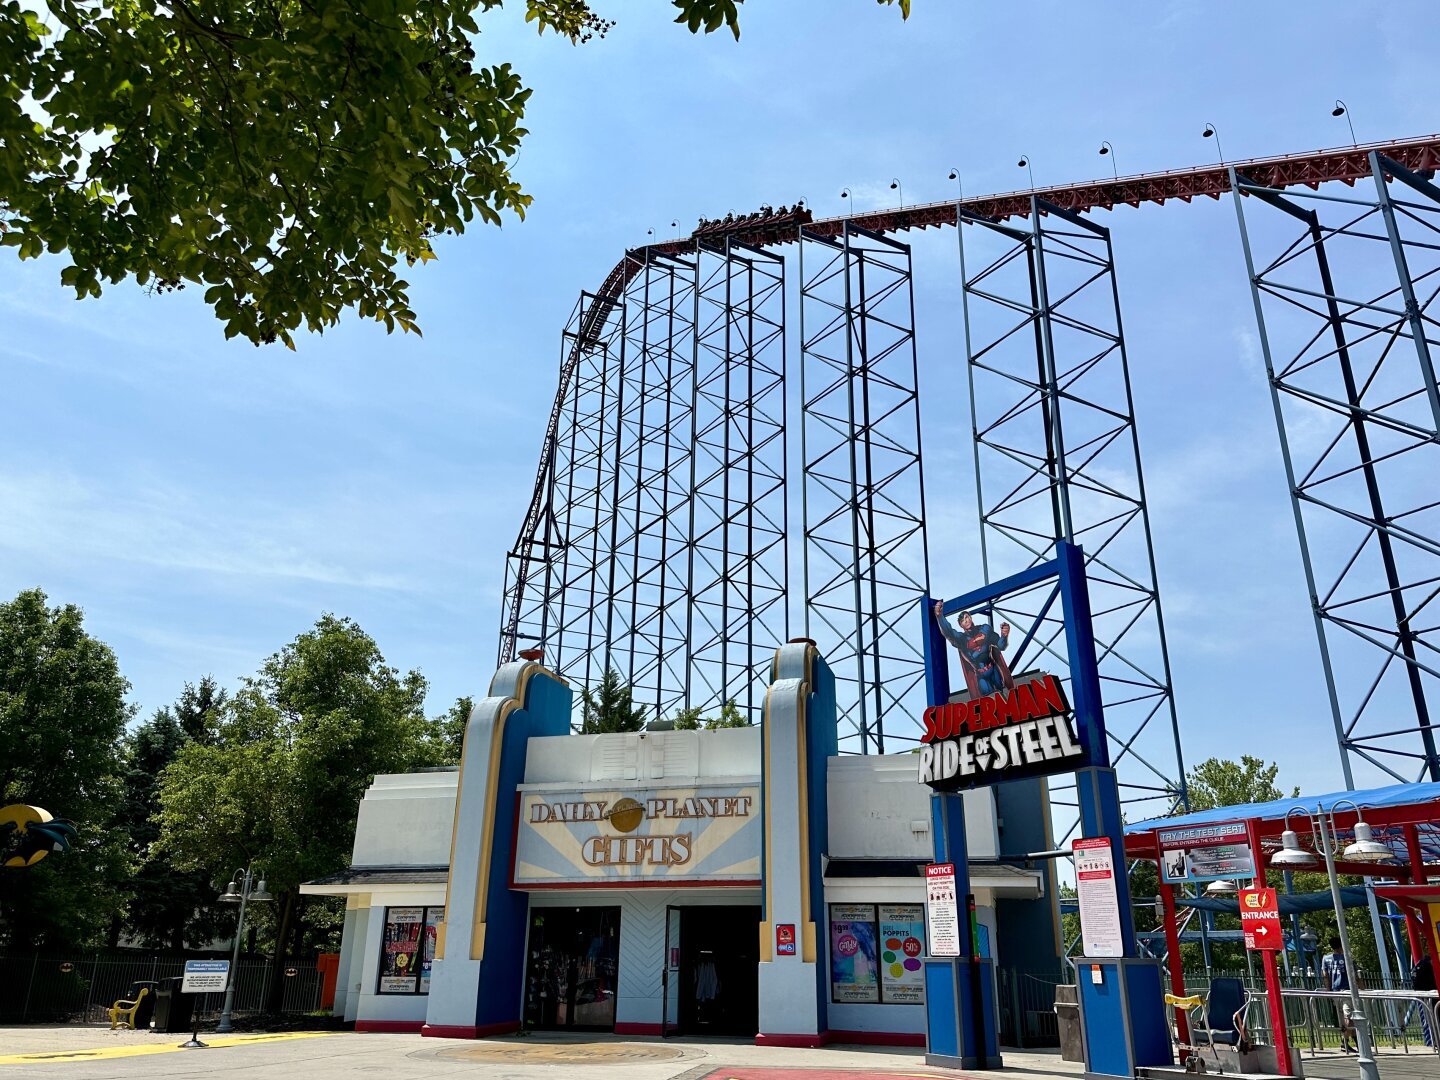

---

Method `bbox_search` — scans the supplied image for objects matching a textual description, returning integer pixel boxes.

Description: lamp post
[1332,100,1358,145]
[215,867,272,1034]
[889,177,904,208]
[1271,801,1391,1080]
[1202,123,1225,164]
[1099,141,1118,179]
[1017,155,1034,189]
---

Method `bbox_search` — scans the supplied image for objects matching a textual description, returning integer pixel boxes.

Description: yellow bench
[106,987,150,1030]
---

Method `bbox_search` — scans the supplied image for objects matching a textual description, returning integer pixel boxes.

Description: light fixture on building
[1269,828,1318,868]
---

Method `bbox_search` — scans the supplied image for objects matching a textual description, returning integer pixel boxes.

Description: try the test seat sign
[917,671,1088,790]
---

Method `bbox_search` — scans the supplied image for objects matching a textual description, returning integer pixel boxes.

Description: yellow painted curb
[0,1030,338,1065]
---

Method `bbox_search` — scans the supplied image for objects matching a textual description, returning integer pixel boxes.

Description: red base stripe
[613,1022,664,1036]
[419,1020,520,1039]
[754,1032,827,1048]
[355,1019,425,1033]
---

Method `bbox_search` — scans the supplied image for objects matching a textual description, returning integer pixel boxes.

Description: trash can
[1054,984,1083,1063]
[152,976,196,1033]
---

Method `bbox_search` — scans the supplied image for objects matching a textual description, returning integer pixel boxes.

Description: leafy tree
[708,699,749,728]
[670,705,704,730]
[0,588,134,950]
[1185,755,1298,811]
[118,678,230,950]
[1,0,910,345]
[156,614,442,1007]
[432,694,475,763]
[664,699,749,730]
[579,668,646,733]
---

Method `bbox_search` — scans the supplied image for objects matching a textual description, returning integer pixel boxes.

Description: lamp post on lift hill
[1270,801,1391,1080]
[215,867,272,1034]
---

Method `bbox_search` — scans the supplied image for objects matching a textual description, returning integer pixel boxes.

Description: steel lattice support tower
[688,239,790,719]
[958,198,1186,827]
[1231,154,1440,786]
[800,223,931,754]
[501,287,628,692]
[609,249,701,719]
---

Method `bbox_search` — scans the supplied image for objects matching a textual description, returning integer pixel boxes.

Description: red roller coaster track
[500,134,1440,661]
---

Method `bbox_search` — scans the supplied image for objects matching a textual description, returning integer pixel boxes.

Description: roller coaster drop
[498,135,1440,824]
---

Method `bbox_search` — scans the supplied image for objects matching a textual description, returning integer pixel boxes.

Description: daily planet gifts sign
[917,670,1087,790]
[513,784,761,886]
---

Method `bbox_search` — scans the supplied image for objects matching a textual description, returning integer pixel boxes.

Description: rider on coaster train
[932,601,1015,699]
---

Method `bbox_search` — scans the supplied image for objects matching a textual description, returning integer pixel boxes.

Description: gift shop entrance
[669,904,761,1037]
[523,906,621,1031]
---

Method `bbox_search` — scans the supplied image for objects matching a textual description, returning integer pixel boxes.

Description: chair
[106,986,151,1030]
[1192,978,1250,1052]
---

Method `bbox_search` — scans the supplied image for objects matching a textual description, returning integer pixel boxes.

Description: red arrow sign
[1239,887,1282,951]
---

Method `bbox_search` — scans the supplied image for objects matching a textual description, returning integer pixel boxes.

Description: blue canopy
[1175,886,1368,915]
[1126,780,1440,835]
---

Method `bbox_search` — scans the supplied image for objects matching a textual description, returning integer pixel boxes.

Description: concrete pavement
[0,1027,1086,1079]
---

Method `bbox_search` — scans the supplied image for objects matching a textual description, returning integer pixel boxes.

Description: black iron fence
[995,966,1067,1048]
[0,953,324,1024]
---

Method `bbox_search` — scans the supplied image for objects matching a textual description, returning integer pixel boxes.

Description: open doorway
[675,905,761,1037]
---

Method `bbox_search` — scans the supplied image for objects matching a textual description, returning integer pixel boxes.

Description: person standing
[1413,951,1435,1047]
[1320,936,1357,1052]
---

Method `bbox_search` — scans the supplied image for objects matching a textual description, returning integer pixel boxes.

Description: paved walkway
[0,1028,1084,1079]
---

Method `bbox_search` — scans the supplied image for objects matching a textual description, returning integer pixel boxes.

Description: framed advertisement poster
[378,905,445,994]
[828,904,880,1003]
[877,904,926,1004]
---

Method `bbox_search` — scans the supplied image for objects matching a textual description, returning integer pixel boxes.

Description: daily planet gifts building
[302,643,1060,1045]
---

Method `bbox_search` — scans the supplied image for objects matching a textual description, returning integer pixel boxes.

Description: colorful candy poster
[378,906,423,993]
[829,904,879,1003]
[877,904,926,1004]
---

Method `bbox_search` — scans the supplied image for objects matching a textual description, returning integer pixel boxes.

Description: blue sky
[1,1,1435,795]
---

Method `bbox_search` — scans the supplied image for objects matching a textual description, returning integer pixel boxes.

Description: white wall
[827,754,998,860]
[351,771,457,867]
[528,888,762,1031]
[524,727,761,785]
[349,886,446,1026]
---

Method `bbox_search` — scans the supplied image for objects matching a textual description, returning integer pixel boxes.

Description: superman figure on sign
[933,601,1014,698]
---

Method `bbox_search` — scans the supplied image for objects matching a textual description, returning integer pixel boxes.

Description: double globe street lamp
[1271,801,1391,1080]
[215,867,272,1034]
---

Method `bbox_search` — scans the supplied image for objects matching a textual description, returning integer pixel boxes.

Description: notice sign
[1159,821,1255,885]
[776,923,796,956]
[1240,887,1282,951]
[1073,838,1125,958]
[925,863,961,958]
[181,959,230,994]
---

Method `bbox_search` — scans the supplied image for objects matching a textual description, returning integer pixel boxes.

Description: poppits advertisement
[919,601,1090,790]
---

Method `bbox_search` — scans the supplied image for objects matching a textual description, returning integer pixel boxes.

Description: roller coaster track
[500,134,1440,663]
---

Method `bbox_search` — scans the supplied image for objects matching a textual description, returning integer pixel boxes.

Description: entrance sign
[925,863,961,958]
[181,959,230,993]
[1073,838,1125,958]
[513,783,760,885]
[1239,887,1282,951]
[1158,821,1254,885]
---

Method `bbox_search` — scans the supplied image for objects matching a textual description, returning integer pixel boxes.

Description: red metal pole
[1261,945,1293,1075]
[1248,820,1293,1076]
[1159,880,1190,1047]
[1405,823,1428,883]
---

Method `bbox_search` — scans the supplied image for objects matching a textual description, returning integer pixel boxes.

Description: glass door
[661,905,681,1036]
[523,906,621,1031]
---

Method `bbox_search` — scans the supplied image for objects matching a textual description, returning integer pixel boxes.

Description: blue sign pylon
[920,541,1172,1076]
